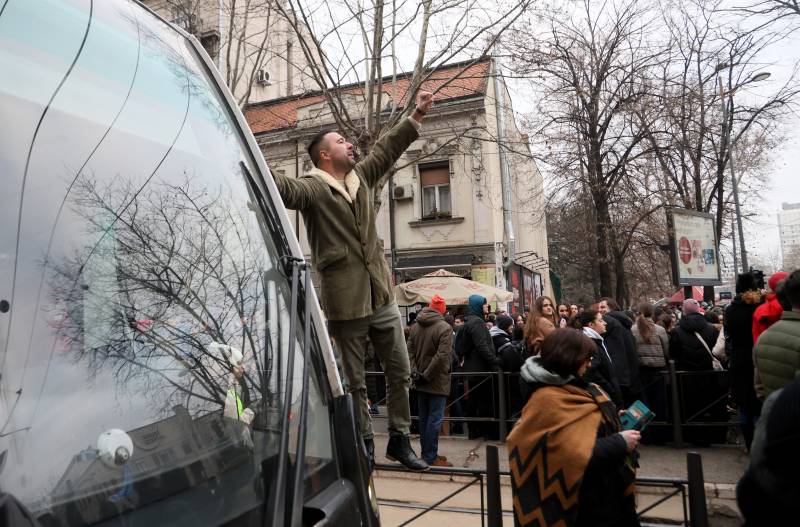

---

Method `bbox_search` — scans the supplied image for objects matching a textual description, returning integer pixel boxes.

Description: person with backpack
[493,315,529,429]
[458,294,502,439]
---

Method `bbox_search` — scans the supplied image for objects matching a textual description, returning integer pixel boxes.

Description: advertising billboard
[668,208,722,286]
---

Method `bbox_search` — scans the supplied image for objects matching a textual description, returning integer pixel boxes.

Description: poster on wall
[533,273,543,299]
[510,265,522,314]
[668,208,722,286]
[522,269,534,311]
[471,265,496,290]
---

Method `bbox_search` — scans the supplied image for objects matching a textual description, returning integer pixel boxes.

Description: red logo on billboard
[678,237,692,264]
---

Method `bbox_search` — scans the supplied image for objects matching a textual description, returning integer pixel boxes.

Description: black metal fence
[366,359,736,445]
[375,446,709,527]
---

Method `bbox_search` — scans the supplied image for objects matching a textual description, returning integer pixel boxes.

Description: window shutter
[420,165,449,186]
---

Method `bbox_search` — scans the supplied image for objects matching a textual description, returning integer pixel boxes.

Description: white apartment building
[140,0,315,105]
[779,202,800,271]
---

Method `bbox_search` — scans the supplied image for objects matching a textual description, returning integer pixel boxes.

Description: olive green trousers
[328,302,411,439]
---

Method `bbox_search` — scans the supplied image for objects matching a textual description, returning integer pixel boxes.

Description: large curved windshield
[0,0,332,524]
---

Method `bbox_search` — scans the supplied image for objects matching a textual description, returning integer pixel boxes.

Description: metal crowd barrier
[366,360,737,446]
[375,446,709,527]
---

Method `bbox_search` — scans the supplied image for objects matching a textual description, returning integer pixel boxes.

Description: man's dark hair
[600,297,621,311]
[785,270,800,309]
[539,328,596,378]
[307,130,331,167]
[775,279,792,311]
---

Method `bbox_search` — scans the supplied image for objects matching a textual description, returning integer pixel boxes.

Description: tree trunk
[594,195,614,297]
[613,247,627,308]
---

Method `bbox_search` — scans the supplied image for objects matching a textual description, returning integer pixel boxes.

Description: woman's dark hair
[636,302,655,343]
[539,329,596,378]
[657,312,674,332]
[571,308,600,329]
[704,312,720,324]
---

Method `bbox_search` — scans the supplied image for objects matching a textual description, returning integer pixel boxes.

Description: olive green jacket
[273,118,419,321]
[754,310,800,398]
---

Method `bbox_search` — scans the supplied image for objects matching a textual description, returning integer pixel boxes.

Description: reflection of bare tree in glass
[48,175,272,417]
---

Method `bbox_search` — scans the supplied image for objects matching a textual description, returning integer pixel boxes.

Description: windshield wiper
[238,161,314,527]
[268,256,312,527]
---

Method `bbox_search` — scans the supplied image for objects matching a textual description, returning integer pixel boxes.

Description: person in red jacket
[753,271,789,342]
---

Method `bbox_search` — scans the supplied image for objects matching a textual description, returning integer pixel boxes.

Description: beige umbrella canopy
[394,269,513,306]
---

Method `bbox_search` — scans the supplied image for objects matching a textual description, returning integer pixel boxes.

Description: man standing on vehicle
[272,92,434,471]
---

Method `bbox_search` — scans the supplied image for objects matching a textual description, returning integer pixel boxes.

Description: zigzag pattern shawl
[507,382,627,527]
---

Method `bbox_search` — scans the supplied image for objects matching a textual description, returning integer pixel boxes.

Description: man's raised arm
[357,91,434,188]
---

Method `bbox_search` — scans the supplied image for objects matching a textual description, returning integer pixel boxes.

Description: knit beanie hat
[496,315,514,332]
[736,272,758,294]
[768,272,789,293]
[682,298,701,315]
[429,294,447,315]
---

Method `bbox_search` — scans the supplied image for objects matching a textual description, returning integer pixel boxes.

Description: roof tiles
[244,59,490,134]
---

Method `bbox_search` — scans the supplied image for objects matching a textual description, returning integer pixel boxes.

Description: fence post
[486,444,503,527]
[497,371,507,441]
[668,360,686,447]
[687,452,709,527]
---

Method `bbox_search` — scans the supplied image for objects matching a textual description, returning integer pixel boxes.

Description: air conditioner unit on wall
[392,184,414,200]
[255,69,271,86]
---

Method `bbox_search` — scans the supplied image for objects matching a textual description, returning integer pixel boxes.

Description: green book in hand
[620,400,655,431]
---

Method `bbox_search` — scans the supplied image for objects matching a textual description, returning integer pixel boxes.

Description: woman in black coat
[724,273,765,452]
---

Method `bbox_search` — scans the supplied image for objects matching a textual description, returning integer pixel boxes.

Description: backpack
[497,340,527,373]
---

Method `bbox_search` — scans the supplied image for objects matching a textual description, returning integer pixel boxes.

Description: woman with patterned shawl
[508,329,641,527]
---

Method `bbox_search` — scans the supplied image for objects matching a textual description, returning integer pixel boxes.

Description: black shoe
[385,435,429,472]
[364,438,375,473]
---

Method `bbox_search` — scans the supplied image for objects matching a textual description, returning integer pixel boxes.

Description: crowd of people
[400,268,800,525]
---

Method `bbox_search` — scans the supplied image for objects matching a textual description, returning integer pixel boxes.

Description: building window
[420,162,451,219]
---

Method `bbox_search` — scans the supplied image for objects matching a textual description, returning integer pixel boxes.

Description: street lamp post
[717,68,771,274]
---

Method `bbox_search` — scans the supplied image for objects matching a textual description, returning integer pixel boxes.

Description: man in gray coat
[273,92,434,471]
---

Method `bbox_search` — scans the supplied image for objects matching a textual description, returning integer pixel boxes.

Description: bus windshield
[0,0,331,524]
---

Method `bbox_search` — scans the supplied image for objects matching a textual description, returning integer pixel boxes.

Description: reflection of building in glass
[778,202,800,270]
[48,406,252,524]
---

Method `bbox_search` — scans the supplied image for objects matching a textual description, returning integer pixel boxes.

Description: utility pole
[716,68,770,273]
